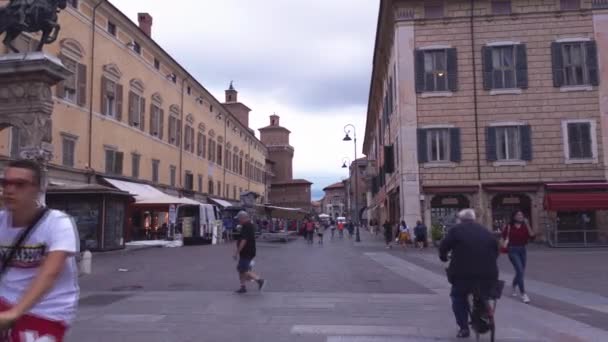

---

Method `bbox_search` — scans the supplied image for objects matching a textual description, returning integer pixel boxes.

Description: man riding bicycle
[439,209,499,339]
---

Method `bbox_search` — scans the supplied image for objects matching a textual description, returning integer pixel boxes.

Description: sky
[112,0,379,200]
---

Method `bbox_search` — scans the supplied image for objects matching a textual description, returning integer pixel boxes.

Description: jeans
[450,278,494,331]
[508,246,527,294]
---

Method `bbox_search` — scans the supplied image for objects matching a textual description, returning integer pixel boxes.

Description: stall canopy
[103,178,200,205]
[209,197,233,208]
[257,205,307,220]
[544,193,608,211]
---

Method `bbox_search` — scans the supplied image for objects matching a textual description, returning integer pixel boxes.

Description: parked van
[179,204,222,245]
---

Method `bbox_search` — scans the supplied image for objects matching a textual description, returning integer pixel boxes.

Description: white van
[180,204,221,245]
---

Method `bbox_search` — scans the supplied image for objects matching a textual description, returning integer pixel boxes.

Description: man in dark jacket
[439,209,499,338]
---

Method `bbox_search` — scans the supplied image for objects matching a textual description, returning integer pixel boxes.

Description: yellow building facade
[0,0,267,203]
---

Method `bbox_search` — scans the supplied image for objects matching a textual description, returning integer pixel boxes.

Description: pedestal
[0,52,71,202]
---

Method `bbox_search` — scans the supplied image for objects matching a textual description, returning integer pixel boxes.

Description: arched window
[149,92,164,139]
[168,105,181,146]
[128,78,145,131]
[197,124,206,158]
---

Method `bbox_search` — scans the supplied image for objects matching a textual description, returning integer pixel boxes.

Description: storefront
[544,183,608,247]
[423,186,477,230]
[46,184,133,251]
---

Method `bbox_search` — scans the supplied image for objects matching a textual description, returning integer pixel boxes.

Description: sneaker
[257,279,267,292]
[522,293,531,304]
[512,287,518,297]
[456,329,470,338]
[235,287,247,294]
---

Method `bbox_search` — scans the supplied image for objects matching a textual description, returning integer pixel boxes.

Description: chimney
[138,13,153,37]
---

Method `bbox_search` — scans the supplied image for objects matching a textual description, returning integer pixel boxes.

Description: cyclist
[439,209,499,339]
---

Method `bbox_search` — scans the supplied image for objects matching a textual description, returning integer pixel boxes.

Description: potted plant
[431,223,444,247]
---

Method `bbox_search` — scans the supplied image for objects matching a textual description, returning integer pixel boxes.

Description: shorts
[0,299,68,342]
[237,258,254,273]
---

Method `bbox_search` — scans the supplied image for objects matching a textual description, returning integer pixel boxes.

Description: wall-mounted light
[166,73,177,83]
[126,41,135,48]
[195,96,204,104]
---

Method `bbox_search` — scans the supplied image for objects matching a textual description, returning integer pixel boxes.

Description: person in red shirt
[305,220,315,245]
[501,210,535,304]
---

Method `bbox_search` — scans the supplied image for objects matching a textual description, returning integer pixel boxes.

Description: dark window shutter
[149,104,155,135]
[384,145,395,173]
[447,48,458,92]
[586,41,599,86]
[159,109,165,140]
[115,83,123,122]
[486,127,497,161]
[115,152,124,174]
[100,77,108,115]
[140,98,146,131]
[105,150,113,173]
[417,129,428,163]
[515,44,528,89]
[77,63,87,106]
[177,119,182,147]
[482,46,493,90]
[551,42,564,87]
[56,55,67,98]
[449,127,461,162]
[128,91,136,126]
[414,50,425,93]
[520,125,533,161]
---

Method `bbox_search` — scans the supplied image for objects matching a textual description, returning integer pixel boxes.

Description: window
[208,179,214,195]
[486,125,532,162]
[564,121,595,161]
[101,77,122,119]
[233,154,239,173]
[150,105,164,139]
[217,144,223,166]
[170,165,176,187]
[132,41,141,54]
[551,41,599,87]
[417,128,461,163]
[482,44,527,90]
[184,125,194,153]
[131,153,140,178]
[226,149,232,170]
[67,0,78,8]
[61,135,76,167]
[105,149,124,175]
[185,172,194,190]
[107,21,117,36]
[226,184,230,198]
[198,174,203,193]
[168,115,182,146]
[128,91,145,130]
[233,186,237,199]
[208,139,216,162]
[560,0,580,10]
[424,3,444,18]
[197,132,206,157]
[57,57,85,105]
[415,49,457,93]
[152,159,160,183]
[217,181,221,196]
[491,1,511,15]
[154,58,160,70]
[187,86,192,95]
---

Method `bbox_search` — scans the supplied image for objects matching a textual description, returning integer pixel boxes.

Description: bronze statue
[0,0,68,53]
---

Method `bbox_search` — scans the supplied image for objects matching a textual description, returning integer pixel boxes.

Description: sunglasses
[1,179,36,189]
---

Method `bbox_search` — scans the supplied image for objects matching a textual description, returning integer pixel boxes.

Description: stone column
[0,52,71,204]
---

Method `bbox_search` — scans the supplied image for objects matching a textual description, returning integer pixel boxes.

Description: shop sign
[169,204,177,225]
[441,198,459,205]
[503,197,520,205]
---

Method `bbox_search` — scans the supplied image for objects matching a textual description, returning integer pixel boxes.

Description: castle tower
[259,114,294,182]
[222,81,251,127]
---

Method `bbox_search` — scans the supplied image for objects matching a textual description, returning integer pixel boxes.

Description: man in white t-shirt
[0,160,79,341]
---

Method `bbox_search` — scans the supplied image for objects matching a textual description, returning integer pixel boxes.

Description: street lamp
[343,124,360,242]
[341,157,350,169]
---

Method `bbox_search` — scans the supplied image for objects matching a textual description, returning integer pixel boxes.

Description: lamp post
[341,158,350,220]
[343,124,360,242]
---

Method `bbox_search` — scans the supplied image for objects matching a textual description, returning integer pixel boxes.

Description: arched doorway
[491,194,532,231]
[431,194,470,228]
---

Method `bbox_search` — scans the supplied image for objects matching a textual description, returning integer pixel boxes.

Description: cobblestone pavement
[68,231,608,341]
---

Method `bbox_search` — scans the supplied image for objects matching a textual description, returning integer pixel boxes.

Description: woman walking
[383,220,393,249]
[398,221,410,248]
[502,210,535,303]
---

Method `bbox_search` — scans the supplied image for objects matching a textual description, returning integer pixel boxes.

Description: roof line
[363,0,385,153]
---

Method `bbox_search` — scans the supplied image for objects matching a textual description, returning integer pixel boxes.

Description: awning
[103,178,201,205]
[209,197,233,208]
[544,193,608,211]
[546,182,608,191]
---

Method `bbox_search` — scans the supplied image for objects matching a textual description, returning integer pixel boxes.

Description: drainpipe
[179,77,188,195]
[222,114,227,198]
[88,0,105,184]
[470,0,481,181]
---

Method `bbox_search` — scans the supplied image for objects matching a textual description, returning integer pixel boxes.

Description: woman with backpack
[501,210,535,304]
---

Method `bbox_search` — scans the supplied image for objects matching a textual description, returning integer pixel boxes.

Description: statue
[0,0,68,53]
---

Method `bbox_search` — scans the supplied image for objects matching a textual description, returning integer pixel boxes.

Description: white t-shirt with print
[0,209,79,324]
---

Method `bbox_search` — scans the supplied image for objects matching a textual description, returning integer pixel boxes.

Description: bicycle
[467,280,504,342]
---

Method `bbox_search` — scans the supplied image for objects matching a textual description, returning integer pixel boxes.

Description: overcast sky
[112,0,378,200]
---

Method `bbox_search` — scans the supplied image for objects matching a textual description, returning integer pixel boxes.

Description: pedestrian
[330,218,336,240]
[233,211,266,294]
[398,221,410,248]
[317,221,327,245]
[305,219,315,244]
[347,220,354,239]
[337,221,345,239]
[414,220,428,249]
[0,159,80,341]
[383,220,393,249]
[439,209,499,339]
[501,210,535,304]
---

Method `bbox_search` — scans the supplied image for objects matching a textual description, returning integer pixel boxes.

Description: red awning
[544,193,608,211]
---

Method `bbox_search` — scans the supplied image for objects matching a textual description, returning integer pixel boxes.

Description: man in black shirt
[233,211,266,294]
[439,209,499,338]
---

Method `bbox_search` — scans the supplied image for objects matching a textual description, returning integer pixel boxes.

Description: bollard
[79,250,92,275]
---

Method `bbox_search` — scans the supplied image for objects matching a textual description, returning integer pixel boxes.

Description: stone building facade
[322,182,347,219]
[259,115,312,210]
[0,0,267,202]
[364,0,608,245]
